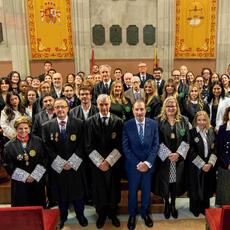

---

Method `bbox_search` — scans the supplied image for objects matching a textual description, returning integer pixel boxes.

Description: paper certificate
[68,153,83,171]
[30,164,46,182]
[105,149,121,167]
[89,150,104,167]
[158,143,171,162]
[12,168,30,183]
[51,155,66,174]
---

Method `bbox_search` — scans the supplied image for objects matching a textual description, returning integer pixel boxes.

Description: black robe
[110,99,133,121]
[3,135,46,207]
[42,116,86,202]
[85,113,123,213]
[188,127,216,215]
[153,116,190,197]
[145,96,162,119]
[182,100,210,123]
[32,110,54,138]
[69,104,98,121]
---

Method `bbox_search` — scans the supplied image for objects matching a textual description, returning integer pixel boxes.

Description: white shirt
[99,112,110,125]
[226,121,230,131]
[57,116,68,132]
[103,79,111,88]
[81,105,91,120]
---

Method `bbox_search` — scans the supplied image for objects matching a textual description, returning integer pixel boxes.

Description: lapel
[144,119,150,142]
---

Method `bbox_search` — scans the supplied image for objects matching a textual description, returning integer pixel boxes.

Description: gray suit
[124,88,145,105]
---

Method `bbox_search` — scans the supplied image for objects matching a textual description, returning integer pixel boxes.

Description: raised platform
[0,177,164,214]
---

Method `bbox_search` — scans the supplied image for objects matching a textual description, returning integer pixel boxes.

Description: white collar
[57,116,68,125]
[196,126,208,134]
[227,121,230,131]
[99,112,110,119]
[135,118,145,126]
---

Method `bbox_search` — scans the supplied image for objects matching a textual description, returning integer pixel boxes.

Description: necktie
[59,120,66,141]
[138,123,144,143]
[67,99,73,107]
[157,81,160,88]
[104,83,108,92]
[102,117,108,126]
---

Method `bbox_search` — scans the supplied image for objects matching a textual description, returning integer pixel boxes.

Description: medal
[146,107,151,112]
[125,106,131,112]
[70,134,76,141]
[17,154,23,161]
[179,128,185,136]
[111,132,117,139]
[55,132,59,142]
[23,153,29,166]
[50,133,54,141]
[29,149,36,157]
[194,137,199,143]
[171,133,175,139]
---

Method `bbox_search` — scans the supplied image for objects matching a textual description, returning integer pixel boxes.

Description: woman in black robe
[188,111,217,216]
[216,106,230,205]
[3,116,46,207]
[144,80,162,119]
[183,84,210,123]
[153,96,190,219]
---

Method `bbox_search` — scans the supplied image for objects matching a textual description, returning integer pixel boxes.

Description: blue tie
[138,123,144,143]
[60,121,66,141]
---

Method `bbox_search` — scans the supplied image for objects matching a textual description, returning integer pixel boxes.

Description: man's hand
[137,162,149,172]
[202,163,212,172]
[63,162,71,170]
[169,153,179,162]
[99,160,110,172]
[228,164,230,170]
[26,176,34,183]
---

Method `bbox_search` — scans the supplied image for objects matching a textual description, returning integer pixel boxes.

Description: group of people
[0,61,230,230]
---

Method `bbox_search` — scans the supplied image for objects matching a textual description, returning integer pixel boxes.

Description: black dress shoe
[142,214,153,227]
[96,215,106,229]
[171,205,178,219]
[77,214,88,227]
[164,203,171,219]
[109,215,120,227]
[127,215,136,230]
[59,220,66,229]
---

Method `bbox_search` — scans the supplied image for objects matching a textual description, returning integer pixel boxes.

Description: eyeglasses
[54,105,68,110]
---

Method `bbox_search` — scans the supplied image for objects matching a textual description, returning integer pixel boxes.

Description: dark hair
[201,67,212,76]
[7,71,21,82]
[48,68,56,73]
[114,68,122,74]
[42,93,53,101]
[207,81,225,103]
[223,106,230,123]
[153,67,163,73]
[0,77,10,93]
[44,61,52,66]
[24,88,38,107]
[66,73,75,83]
[63,83,74,90]
[4,92,25,121]
[79,85,92,95]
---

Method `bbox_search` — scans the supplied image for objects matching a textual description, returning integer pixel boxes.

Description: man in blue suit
[122,99,159,230]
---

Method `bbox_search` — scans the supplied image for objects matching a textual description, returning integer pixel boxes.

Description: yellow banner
[27,0,74,59]
[175,0,216,59]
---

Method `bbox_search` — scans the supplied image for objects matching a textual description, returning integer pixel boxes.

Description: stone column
[156,0,174,79]
[72,0,91,75]
[216,0,230,74]
[3,0,30,77]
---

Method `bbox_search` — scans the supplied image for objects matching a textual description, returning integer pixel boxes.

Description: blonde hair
[159,96,182,122]
[187,84,204,109]
[110,80,128,104]
[14,116,32,129]
[193,111,211,129]
[144,80,158,106]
